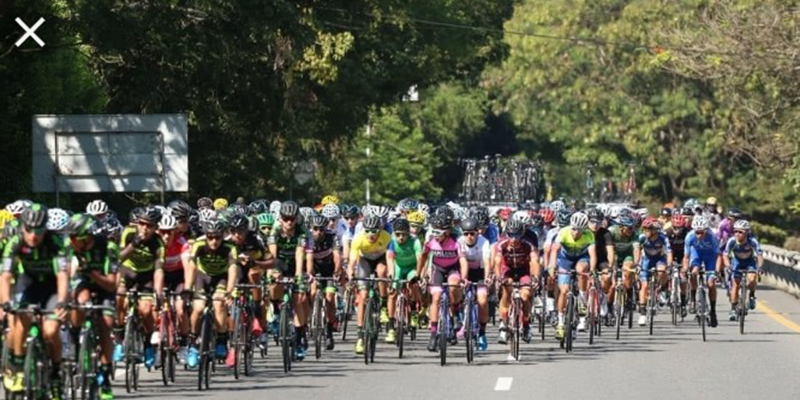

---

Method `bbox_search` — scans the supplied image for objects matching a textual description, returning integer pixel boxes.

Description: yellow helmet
[321,195,340,206]
[706,196,718,206]
[407,211,426,225]
[0,210,13,228]
[213,198,229,210]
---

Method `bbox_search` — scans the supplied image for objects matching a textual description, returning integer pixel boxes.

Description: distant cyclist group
[0,194,764,399]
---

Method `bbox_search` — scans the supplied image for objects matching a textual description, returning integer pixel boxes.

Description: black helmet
[310,214,328,229]
[128,207,146,224]
[392,218,410,233]
[587,208,604,222]
[21,203,48,229]
[660,207,673,217]
[617,215,635,227]
[202,218,228,235]
[505,219,524,235]
[232,204,250,217]
[138,207,162,225]
[460,217,479,232]
[229,214,249,231]
[66,213,94,237]
[727,207,743,219]
[168,200,192,219]
[343,205,360,219]
[249,200,267,215]
[280,201,299,218]
[362,215,382,231]
[196,197,213,210]
[430,215,451,230]
[556,209,573,227]
[681,207,694,217]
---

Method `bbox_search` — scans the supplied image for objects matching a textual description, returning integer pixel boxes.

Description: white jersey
[458,235,490,270]
[544,226,561,247]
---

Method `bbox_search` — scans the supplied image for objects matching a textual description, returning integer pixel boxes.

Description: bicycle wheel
[231,304,243,380]
[280,305,292,373]
[62,360,76,400]
[124,318,139,393]
[396,296,406,359]
[464,299,473,363]
[615,285,624,340]
[78,329,97,400]
[698,288,707,342]
[160,311,172,386]
[198,313,214,390]
[363,295,373,365]
[369,298,378,364]
[627,287,634,330]
[539,288,546,341]
[312,294,324,360]
[565,293,574,353]
[648,281,656,336]
[23,339,44,400]
[439,297,448,366]
[513,300,521,361]
[588,288,597,345]
[739,276,747,335]
[671,276,679,325]
[341,288,353,341]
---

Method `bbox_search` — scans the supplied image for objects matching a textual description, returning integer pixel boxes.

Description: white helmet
[513,210,532,225]
[733,219,751,231]
[570,212,589,231]
[5,200,26,215]
[417,203,430,214]
[159,214,178,230]
[551,200,566,212]
[269,201,282,216]
[198,208,217,222]
[321,203,340,219]
[691,215,710,231]
[86,200,109,216]
[46,208,71,232]
[596,204,610,217]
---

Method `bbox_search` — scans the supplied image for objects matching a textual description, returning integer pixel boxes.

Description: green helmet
[256,212,275,227]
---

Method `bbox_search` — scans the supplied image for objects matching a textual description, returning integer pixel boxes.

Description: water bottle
[60,326,72,359]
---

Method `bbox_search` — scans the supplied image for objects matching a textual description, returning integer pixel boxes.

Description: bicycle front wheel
[615,285,624,340]
[588,288,597,345]
[312,294,324,360]
[396,296,406,359]
[280,305,292,373]
[565,294,575,353]
[464,300,473,363]
[23,339,45,400]
[648,282,657,336]
[231,305,243,380]
[739,278,747,335]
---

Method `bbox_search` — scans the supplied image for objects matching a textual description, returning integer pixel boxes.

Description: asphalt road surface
[118,286,800,400]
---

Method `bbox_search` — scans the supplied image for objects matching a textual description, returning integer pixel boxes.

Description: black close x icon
[15,17,46,47]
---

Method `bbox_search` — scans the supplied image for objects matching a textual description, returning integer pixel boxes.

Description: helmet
[138,207,162,225]
[20,203,48,229]
[103,218,124,239]
[407,211,426,225]
[362,215,382,231]
[128,207,146,224]
[321,195,340,206]
[417,203,430,214]
[229,214,250,231]
[671,214,688,229]
[617,215,635,228]
[310,214,328,229]
[460,217,479,232]
[608,206,622,220]
[733,219,751,231]
[642,217,662,230]
[159,214,178,230]
[570,212,589,231]
[321,203,340,219]
[556,209,572,227]
[3,223,19,239]
[343,205,360,219]
[684,198,698,209]
[66,213,94,237]
[392,218,411,232]
[249,200,267,215]
[505,219,524,236]
[280,201,299,218]
[512,210,532,226]
[46,208,71,232]
[434,206,455,222]
[202,218,228,235]
[727,207,743,219]
[691,215,710,231]
[597,204,610,217]
[660,207,673,217]
[452,206,468,221]
[681,207,694,217]
[5,200,26,216]
[197,197,213,210]
[213,198,229,210]
[540,208,555,224]
[706,196,718,206]
[587,208,604,222]
[375,206,391,220]
[269,201,282,216]
[397,198,419,213]
[168,200,192,219]
[256,212,275,227]
[231,204,250,217]
[430,215,451,230]
[0,210,14,228]
[198,208,216,222]
[86,200,109,216]
[550,200,566,212]
[299,207,315,221]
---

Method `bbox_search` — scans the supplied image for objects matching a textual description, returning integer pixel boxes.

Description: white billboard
[32,114,188,195]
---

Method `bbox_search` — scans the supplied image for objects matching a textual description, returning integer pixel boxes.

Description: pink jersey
[164,235,190,272]
[423,237,461,269]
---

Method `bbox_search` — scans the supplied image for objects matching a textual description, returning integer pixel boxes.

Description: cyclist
[665,213,691,316]
[635,218,673,326]
[723,220,763,320]
[587,208,614,321]
[683,216,722,327]
[407,210,427,240]
[157,213,192,359]
[703,197,722,230]
[386,218,422,345]
[457,216,492,349]
[255,212,275,242]
[717,207,743,252]
[348,215,391,355]
[267,201,308,360]
[549,212,597,339]
[608,215,639,321]
[186,218,239,368]
[229,214,272,349]
[305,214,342,351]
[340,205,361,267]
[0,204,69,398]
[658,207,673,231]
[168,200,196,240]
[66,213,118,400]
[116,207,165,369]
[494,219,538,345]
[417,214,463,352]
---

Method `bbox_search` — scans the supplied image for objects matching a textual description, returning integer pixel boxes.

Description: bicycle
[231,283,262,379]
[462,281,484,363]
[534,272,548,341]
[356,275,392,365]
[157,290,186,386]
[692,269,710,342]
[668,264,682,325]
[587,271,603,345]
[309,275,338,360]
[503,281,532,361]
[274,276,299,373]
[7,305,54,400]
[70,302,115,400]
[430,282,461,366]
[338,282,355,342]
[392,279,415,359]
[195,291,226,390]
[559,270,585,353]
[646,268,659,336]
[119,289,146,394]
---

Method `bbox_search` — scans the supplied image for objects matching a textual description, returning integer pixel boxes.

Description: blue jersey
[684,231,720,257]
[638,232,672,258]
[482,223,499,244]
[724,237,762,262]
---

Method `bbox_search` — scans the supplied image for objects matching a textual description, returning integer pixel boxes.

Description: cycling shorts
[556,254,589,286]
[117,266,155,297]
[430,265,460,294]
[356,255,387,290]
[194,269,228,300]
[639,255,667,282]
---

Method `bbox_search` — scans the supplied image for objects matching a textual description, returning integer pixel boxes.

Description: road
[119,286,800,400]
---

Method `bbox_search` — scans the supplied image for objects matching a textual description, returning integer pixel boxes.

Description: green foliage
[751,221,787,246]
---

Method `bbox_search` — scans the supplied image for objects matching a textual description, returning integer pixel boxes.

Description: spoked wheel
[280,306,292,373]
[198,314,214,390]
[124,320,141,393]
[464,300,473,363]
[341,288,353,342]
[23,341,44,400]
[312,295,324,360]
[231,307,243,380]
[739,279,747,335]
[160,312,174,386]
[396,297,406,359]
[698,289,707,342]
[565,294,575,353]
[648,283,657,336]
[614,286,624,340]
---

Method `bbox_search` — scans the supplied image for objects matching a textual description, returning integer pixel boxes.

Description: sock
[711,301,716,313]
[388,318,395,331]
[357,328,364,339]
[558,313,564,325]
[479,323,486,336]
[380,296,388,309]
[100,364,113,387]
[430,324,438,335]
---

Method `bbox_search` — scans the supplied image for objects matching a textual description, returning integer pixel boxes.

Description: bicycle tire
[439,297,448,366]
[160,311,171,386]
[588,288,597,345]
[231,304,243,380]
[648,281,656,336]
[699,287,707,342]
[739,277,747,335]
[23,338,44,400]
[123,317,139,393]
[313,294,324,360]
[627,286,634,330]
[198,312,214,390]
[565,293,574,353]
[280,305,292,373]
[539,287,546,341]
[341,288,353,342]
[513,299,521,361]
[363,295,373,365]
[396,296,406,359]
[369,297,378,364]
[464,297,473,363]
[62,359,76,400]
[615,286,623,340]
[78,328,96,400]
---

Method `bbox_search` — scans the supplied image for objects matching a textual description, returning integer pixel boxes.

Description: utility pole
[365,122,371,205]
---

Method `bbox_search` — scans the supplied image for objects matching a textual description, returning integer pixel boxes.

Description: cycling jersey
[423,236,460,269]
[665,227,688,261]
[191,238,238,275]
[234,232,268,268]
[725,236,762,271]
[496,238,535,285]
[638,232,672,258]
[389,237,422,270]
[164,235,190,272]
[543,227,560,248]
[70,235,120,276]
[592,227,614,266]
[482,223,499,244]
[268,226,307,272]
[2,232,68,308]
[349,230,391,261]
[608,225,640,262]
[717,218,734,250]
[458,235,490,270]
[685,230,720,271]
[305,230,340,269]
[555,227,595,258]
[120,231,165,273]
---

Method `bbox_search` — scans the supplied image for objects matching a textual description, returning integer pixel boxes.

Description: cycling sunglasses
[23,225,46,235]
[431,229,446,236]
[365,229,379,235]
[734,230,747,235]
[462,231,478,237]
[206,234,223,241]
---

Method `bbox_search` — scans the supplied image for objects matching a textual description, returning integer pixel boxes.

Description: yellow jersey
[349,230,391,261]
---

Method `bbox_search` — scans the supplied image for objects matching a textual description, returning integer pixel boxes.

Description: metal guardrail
[760,244,800,298]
